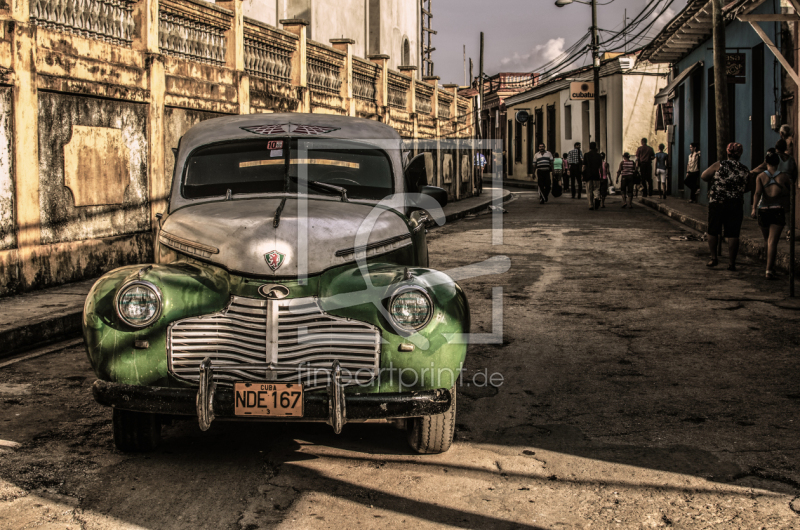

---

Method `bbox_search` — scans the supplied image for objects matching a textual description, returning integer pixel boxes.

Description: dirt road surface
[2,190,799,529]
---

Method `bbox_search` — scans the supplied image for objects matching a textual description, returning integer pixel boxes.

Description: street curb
[0,312,83,360]
[640,197,800,275]
[0,192,513,361]
[444,189,513,223]
[503,179,538,190]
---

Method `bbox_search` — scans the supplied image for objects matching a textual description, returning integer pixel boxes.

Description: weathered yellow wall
[0,1,474,297]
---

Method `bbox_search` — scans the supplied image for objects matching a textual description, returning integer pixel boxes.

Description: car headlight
[115,281,162,328]
[389,287,433,331]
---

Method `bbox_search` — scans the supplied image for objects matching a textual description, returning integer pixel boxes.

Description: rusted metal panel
[63,126,130,206]
[38,92,150,244]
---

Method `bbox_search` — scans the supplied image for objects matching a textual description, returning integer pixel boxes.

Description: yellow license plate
[234,382,304,417]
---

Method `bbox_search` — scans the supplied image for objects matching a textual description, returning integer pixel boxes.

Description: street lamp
[555,0,601,151]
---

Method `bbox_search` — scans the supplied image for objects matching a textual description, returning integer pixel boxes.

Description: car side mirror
[404,153,429,192]
[420,185,448,208]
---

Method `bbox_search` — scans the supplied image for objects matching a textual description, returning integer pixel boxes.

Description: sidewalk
[640,196,800,275]
[0,279,94,359]
[0,189,511,360]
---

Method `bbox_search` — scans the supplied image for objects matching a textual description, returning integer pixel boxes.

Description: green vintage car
[84,114,469,454]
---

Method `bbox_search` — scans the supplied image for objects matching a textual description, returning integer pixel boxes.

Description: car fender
[319,263,470,392]
[83,262,231,385]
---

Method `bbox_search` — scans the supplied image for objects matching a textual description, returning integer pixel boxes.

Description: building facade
[241,0,421,74]
[503,55,668,182]
[642,0,792,208]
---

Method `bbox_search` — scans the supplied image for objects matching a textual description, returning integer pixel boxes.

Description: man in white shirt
[534,144,554,204]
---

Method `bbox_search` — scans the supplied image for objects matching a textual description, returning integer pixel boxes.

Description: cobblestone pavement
[1,190,799,529]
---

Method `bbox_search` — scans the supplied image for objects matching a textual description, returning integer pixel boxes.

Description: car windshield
[183,138,394,201]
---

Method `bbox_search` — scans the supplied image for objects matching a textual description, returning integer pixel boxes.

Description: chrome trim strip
[335,233,412,257]
[159,230,220,258]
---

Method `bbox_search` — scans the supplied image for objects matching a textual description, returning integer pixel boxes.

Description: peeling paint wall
[0,87,15,251]
[165,107,228,194]
[38,93,149,244]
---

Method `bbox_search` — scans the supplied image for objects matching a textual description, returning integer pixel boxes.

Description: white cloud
[651,6,677,31]
[499,37,566,71]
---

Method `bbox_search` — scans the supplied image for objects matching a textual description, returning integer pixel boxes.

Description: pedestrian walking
[701,142,749,271]
[780,124,794,159]
[534,143,554,204]
[635,138,656,198]
[583,142,603,210]
[616,152,636,209]
[566,142,583,199]
[751,150,792,279]
[599,152,610,208]
[685,142,701,203]
[655,143,669,199]
[553,152,564,190]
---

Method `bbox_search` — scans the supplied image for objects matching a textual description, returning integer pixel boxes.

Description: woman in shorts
[751,150,791,279]
[616,152,636,209]
[655,143,669,199]
[553,152,564,190]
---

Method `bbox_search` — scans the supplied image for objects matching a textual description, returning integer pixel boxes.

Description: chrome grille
[168,296,381,390]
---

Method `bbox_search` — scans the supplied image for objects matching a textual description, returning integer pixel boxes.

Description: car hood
[160,198,411,276]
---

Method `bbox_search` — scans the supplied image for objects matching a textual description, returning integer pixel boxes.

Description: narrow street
[1,190,799,529]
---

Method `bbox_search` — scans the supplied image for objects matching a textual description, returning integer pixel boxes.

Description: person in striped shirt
[534,143,554,204]
[616,152,637,209]
[566,142,583,199]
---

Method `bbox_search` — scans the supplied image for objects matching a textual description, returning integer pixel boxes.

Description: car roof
[178,113,401,155]
[170,113,406,212]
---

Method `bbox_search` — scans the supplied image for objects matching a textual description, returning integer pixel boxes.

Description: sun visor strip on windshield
[239,159,360,169]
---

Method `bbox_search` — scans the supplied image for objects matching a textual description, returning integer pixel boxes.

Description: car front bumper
[92,359,452,433]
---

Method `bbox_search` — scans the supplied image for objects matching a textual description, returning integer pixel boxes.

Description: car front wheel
[407,387,456,454]
[112,408,161,452]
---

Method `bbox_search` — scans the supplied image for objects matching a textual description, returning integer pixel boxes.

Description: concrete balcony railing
[352,57,378,103]
[387,70,411,110]
[30,0,136,46]
[243,17,295,85]
[158,0,230,66]
[306,40,344,95]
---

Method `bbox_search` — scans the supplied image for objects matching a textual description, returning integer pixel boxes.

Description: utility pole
[479,32,484,140]
[791,174,796,296]
[712,0,730,161]
[623,9,627,53]
[591,0,601,151]
[463,45,466,86]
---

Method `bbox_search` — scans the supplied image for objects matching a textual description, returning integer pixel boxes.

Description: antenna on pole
[463,45,466,86]
[624,9,627,53]
[421,0,436,76]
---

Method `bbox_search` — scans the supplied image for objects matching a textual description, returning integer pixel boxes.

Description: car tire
[112,408,161,452]
[407,387,456,454]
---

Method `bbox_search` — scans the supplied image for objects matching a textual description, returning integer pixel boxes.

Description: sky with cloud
[432,0,685,86]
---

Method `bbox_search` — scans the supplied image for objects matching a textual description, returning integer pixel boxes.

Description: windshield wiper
[291,177,348,202]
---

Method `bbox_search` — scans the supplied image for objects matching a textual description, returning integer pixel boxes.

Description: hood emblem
[258,284,290,299]
[265,250,286,271]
